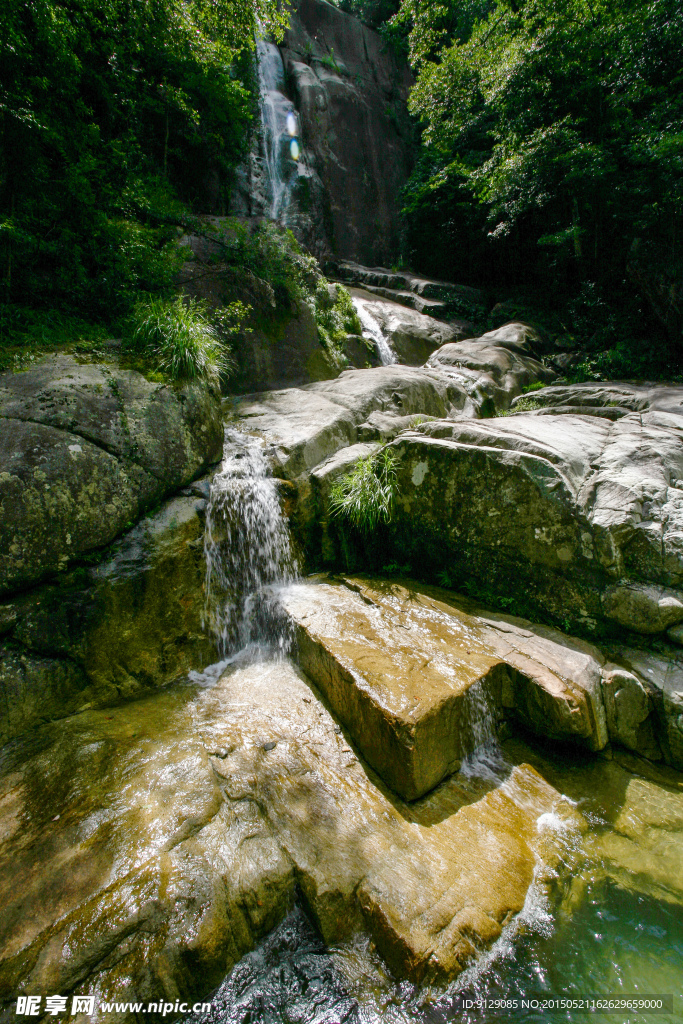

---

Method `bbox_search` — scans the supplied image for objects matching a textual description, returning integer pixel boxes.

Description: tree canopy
[399,0,683,350]
[0,0,286,321]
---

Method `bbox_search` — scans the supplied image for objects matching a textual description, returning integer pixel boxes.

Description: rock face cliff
[235,0,414,265]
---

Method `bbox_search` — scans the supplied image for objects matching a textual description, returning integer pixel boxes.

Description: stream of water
[203,429,298,660]
[351,295,397,365]
[256,38,302,224]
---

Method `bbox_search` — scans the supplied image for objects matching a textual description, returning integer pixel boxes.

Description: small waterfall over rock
[459,677,508,782]
[203,429,298,659]
[351,295,397,365]
[256,38,302,224]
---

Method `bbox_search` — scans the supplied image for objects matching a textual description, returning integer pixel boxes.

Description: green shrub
[124,295,245,386]
[329,449,398,532]
[212,221,320,307]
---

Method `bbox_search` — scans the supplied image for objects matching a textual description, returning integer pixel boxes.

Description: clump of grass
[522,380,546,393]
[329,449,398,533]
[124,295,245,386]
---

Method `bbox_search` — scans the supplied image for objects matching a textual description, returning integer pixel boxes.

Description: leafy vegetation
[394,0,683,369]
[0,0,286,329]
[123,295,246,385]
[511,394,545,412]
[208,221,321,307]
[196,219,363,368]
[330,449,398,532]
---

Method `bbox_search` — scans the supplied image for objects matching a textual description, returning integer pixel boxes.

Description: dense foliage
[398,0,683,356]
[0,0,286,324]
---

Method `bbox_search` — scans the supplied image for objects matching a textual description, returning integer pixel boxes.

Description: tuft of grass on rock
[124,295,244,386]
[329,448,398,533]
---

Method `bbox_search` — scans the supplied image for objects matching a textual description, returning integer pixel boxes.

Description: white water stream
[459,676,509,782]
[203,429,298,659]
[256,38,302,223]
[351,294,397,365]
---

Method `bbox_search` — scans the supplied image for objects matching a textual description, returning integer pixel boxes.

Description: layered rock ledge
[0,657,581,1012]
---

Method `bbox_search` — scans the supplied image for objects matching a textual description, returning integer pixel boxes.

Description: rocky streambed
[1,308,683,1021]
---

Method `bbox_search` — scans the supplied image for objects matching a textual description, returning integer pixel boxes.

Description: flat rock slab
[282,576,609,800]
[0,659,575,1014]
[338,261,485,306]
[232,345,552,487]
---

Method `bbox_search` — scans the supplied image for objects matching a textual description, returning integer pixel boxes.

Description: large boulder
[179,225,347,392]
[608,646,683,771]
[0,354,222,596]
[0,489,216,743]
[282,575,612,800]
[382,400,683,637]
[426,323,555,412]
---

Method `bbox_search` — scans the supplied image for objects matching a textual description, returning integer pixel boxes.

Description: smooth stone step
[281,576,609,800]
[352,283,448,317]
[338,261,486,306]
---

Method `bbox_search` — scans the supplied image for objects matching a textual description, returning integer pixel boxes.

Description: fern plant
[329,449,398,533]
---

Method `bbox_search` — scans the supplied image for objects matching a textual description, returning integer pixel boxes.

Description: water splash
[351,295,397,365]
[203,429,298,659]
[257,38,301,223]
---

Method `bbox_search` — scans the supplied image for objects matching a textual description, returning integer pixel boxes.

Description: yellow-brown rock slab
[282,576,608,799]
[0,659,575,1013]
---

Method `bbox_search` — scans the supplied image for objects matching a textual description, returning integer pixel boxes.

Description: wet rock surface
[2,647,681,1020]
[0,354,222,596]
[347,288,473,366]
[0,657,577,1014]
[282,576,611,799]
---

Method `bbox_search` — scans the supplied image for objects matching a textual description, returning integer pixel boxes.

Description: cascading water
[203,429,298,660]
[256,38,302,223]
[351,295,397,365]
[459,676,509,782]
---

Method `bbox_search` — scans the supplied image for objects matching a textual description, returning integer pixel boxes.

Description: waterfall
[256,38,301,224]
[203,429,298,660]
[459,678,508,782]
[351,296,397,365]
